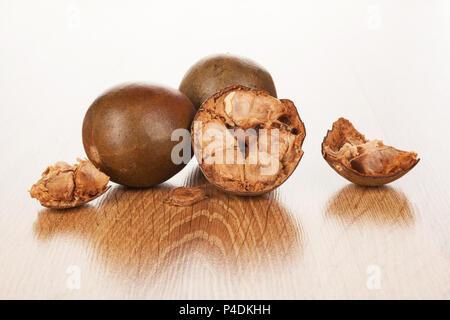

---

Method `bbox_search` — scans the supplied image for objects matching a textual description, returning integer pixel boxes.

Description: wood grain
[33,169,302,283]
[1,0,449,299]
[326,185,415,227]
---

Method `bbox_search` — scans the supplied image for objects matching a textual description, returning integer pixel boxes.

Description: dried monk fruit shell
[164,187,208,207]
[191,85,306,195]
[30,159,110,209]
[322,118,419,186]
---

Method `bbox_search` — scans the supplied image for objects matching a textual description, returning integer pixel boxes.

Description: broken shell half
[30,159,110,209]
[191,85,306,195]
[321,118,419,186]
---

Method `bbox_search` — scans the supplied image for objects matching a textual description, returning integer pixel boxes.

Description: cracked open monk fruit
[30,159,110,208]
[192,85,306,195]
[322,118,419,186]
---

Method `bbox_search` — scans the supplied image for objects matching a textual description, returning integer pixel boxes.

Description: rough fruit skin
[179,54,277,110]
[82,83,196,187]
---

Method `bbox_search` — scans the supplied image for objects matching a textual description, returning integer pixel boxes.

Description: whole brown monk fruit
[82,83,195,187]
[179,53,277,110]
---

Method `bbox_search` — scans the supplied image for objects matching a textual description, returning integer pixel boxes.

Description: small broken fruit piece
[192,85,306,195]
[322,118,419,186]
[164,187,208,206]
[30,159,110,208]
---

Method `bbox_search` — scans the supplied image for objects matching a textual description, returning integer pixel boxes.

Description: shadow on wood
[325,185,415,227]
[33,167,303,282]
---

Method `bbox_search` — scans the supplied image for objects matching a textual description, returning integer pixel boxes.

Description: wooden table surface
[1,1,449,299]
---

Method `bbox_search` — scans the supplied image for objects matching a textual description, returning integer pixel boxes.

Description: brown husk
[191,85,306,195]
[321,118,419,186]
[30,159,110,208]
[164,187,208,206]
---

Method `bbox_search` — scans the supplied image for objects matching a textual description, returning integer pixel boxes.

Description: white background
[1,1,449,169]
[1,0,450,212]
